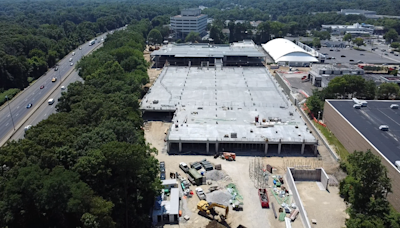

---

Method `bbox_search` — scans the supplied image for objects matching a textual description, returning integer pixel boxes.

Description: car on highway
[341,55,346,57]
[48,98,55,105]
[54,66,58,71]
[40,85,45,89]
[349,59,354,62]
[329,49,333,51]
[70,62,74,66]
[379,125,389,131]
[52,77,57,82]
[26,103,32,109]
[360,53,364,56]
[61,86,66,90]
[79,47,82,50]
[69,58,73,62]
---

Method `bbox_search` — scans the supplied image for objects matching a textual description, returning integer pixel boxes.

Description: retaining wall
[285,167,312,228]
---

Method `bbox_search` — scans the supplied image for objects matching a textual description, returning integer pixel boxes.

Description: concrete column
[206,142,209,153]
[314,144,318,155]
[179,142,182,152]
[216,142,219,153]
[167,142,170,153]
[264,143,269,154]
[278,140,282,154]
[301,139,305,154]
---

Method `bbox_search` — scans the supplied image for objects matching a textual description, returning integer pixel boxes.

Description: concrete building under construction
[142,41,318,155]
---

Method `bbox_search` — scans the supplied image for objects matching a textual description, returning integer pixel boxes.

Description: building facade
[322,23,374,35]
[170,8,208,39]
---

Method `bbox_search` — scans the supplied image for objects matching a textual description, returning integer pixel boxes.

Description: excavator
[197,200,229,221]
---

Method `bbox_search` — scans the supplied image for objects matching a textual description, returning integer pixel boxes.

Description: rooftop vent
[231,133,237,138]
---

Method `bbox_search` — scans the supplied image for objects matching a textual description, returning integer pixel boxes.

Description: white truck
[195,187,206,200]
[48,98,55,105]
[89,40,95,46]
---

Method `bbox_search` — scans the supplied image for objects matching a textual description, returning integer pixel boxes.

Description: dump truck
[197,200,229,220]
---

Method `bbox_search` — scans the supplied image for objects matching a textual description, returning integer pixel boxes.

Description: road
[10,70,84,140]
[0,33,109,146]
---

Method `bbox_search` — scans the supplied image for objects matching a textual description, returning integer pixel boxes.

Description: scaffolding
[249,157,269,189]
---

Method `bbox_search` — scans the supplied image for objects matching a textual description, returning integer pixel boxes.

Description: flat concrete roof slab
[141,66,317,144]
[320,47,400,64]
[328,100,400,164]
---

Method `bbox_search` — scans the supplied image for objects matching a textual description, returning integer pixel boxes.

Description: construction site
[141,41,318,156]
[143,43,347,228]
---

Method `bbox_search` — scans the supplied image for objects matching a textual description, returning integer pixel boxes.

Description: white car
[379,125,389,131]
[72,52,75,56]
[179,162,189,173]
[70,62,74,66]
[61,86,66,90]
[195,187,206,200]
[48,98,55,105]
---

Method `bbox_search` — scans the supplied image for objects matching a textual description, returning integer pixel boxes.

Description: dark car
[40,85,45,89]
[329,49,333,51]
[160,172,166,180]
[54,66,58,71]
[341,55,346,57]
[349,59,354,62]
[26,103,32,109]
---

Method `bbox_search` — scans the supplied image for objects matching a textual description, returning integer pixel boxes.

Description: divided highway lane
[0,33,108,145]
[10,71,84,140]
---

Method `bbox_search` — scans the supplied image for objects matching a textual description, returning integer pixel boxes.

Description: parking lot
[319,47,400,64]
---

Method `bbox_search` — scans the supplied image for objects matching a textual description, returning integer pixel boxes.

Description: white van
[72,52,75,56]
[69,58,73,62]
[48,98,55,105]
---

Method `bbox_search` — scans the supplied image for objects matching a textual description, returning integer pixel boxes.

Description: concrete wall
[320,168,330,191]
[324,101,400,211]
[274,72,291,97]
[285,168,312,228]
[291,169,321,181]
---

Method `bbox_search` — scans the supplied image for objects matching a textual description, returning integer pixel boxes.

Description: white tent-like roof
[262,38,318,63]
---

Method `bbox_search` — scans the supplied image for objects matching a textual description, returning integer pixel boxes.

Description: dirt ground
[296,182,348,228]
[144,121,344,228]
[144,45,162,86]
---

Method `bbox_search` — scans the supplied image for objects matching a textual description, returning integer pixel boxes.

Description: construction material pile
[227,183,244,206]
[206,190,232,206]
[206,170,228,181]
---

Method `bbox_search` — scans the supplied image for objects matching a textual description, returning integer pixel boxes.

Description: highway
[0,33,108,146]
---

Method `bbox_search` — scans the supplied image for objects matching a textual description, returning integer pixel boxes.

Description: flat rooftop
[141,66,316,144]
[328,100,400,164]
[150,40,266,58]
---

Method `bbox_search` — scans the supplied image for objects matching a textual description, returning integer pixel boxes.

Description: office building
[170,8,208,39]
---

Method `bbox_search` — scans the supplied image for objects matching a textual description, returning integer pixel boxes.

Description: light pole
[318,111,321,121]
[5,96,15,131]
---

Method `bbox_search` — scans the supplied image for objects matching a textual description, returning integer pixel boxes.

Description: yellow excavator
[197,200,229,221]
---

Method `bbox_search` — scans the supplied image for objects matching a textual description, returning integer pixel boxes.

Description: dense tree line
[340,151,400,227]
[306,75,400,117]
[0,20,162,228]
[0,0,180,94]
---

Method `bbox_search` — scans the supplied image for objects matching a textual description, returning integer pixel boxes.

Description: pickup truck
[196,187,206,200]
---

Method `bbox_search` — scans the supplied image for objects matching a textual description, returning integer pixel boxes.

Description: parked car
[329,49,333,51]
[179,162,189,173]
[196,187,206,200]
[160,161,165,172]
[160,172,166,180]
[190,162,202,170]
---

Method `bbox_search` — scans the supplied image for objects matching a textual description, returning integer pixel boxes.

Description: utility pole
[5,96,15,131]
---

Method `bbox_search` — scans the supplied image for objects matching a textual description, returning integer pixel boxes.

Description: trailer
[259,189,270,208]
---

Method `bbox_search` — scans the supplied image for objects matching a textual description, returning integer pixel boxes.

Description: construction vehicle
[197,200,229,220]
[222,152,236,161]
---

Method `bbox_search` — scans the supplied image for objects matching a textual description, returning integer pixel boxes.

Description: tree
[209,25,226,44]
[306,94,324,117]
[340,150,392,226]
[343,33,352,42]
[377,83,400,99]
[147,29,163,45]
[185,31,201,43]
[390,42,400,49]
[384,29,399,43]
[312,37,321,48]
[352,37,365,47]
